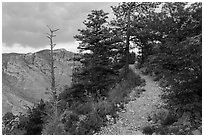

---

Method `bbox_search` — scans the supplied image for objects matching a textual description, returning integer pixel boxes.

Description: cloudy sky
[2,2,118,53]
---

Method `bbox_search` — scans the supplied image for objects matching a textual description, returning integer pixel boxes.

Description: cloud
[2,41,80,53]
[2,42,45,53]
[2,2,118,52]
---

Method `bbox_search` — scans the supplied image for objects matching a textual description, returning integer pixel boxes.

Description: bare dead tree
[46,25,59,100]
[46,25,60,118]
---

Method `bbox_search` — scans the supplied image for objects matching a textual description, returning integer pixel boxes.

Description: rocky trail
[98,65,165,135]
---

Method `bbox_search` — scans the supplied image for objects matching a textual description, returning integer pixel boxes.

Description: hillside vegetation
[2,2,202,135]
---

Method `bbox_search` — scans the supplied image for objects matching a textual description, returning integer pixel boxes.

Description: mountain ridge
[2,48,78,115]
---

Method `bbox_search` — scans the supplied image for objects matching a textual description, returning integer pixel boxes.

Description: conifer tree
[74,10,122,100]
[111,2,160,65]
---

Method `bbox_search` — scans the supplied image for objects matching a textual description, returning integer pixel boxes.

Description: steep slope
[2,49,78,115]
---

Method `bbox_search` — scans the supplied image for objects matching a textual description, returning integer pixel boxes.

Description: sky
[2,2,118,53]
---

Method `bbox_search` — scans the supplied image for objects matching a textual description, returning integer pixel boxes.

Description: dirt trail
[98,65,164,135]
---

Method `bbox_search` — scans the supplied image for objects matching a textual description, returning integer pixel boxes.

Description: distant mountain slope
[2,49,78,115]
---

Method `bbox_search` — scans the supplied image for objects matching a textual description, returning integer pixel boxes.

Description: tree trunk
[125,7,131,75]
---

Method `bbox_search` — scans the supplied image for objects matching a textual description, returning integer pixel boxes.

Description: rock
[185,127,191,131]
[194,111,201,118]
[198,126,202,132]
[175,112,191,126]
[152,108,170,124]
[121,110,126,113]
[152,132,157,135]
[169,125,179,132]
[151,113,158,123]
[79,115,87,121]
[134,130,143,135]
[179,129,183,132]
[192,130,202,135]
[184,121,191,126]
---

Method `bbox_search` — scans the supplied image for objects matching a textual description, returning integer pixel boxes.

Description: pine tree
[130,2,202,102]
[111,2,160,65]
[74,10,122,100]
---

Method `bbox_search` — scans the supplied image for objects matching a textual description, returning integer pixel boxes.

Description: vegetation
[2,2,202,135]
[135,2,202,135]
[73,10,123,99]
[2,100,47,135]
[137,1,202,112]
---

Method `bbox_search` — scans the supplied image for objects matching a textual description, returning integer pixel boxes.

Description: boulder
[174,111,191,126]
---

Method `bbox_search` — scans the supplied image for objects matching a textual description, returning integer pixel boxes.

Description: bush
[2,112,18,135]
[94,100,114,118]
[142,126,154,135]
[76,112,104,135]
[83,110,105,133]
[42,115,66,135]
[57,68,145,135]
[62,112,79,135]
[74,102,93,115]
[2,100,48,135]
[108,68,145,104]
[24,100,47,135]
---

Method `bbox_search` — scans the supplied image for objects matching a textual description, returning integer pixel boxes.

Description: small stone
[198,126,202,131]
[184,121,191,126]
[152,132,157,135]
[185,127,190,131]
[194,111,201,118]
[179,129,183,132]
[121,110,126,113]
[192,130,202,135]
[169,126,179,132]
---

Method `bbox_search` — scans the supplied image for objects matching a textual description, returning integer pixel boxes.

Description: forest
[2,2,202,135]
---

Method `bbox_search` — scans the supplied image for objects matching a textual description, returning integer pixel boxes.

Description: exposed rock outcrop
[2,49,79,115]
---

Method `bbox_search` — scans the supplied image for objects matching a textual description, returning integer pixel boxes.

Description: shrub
[62,112,79,134]
[95,99,114,118]
[42,115,66,135]
[2,112,18,135]
[82,108,105,134]
[108,68,145,104]
[25,100,47,135]
[142,126,154,135]
[74,102,93,115]
[3,100,47,135]
[57,68,144,135]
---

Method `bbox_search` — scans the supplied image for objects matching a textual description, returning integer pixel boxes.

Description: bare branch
[46,25,60,33]
[46,36,51,39]
[52,28,60,32]
[46,25,52,32]
[38,110,53,119]
[46,33,51,36]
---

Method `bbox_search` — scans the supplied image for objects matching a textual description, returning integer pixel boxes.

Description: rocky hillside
[2,49,78,115]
